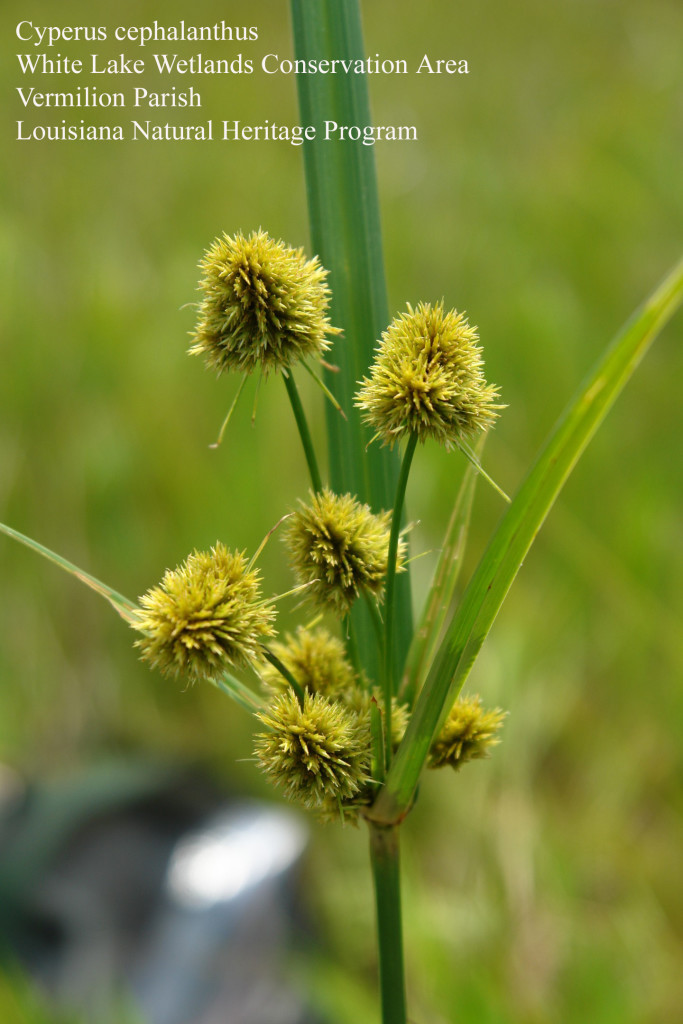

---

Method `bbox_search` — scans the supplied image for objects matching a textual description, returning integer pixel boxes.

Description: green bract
[133,543,275,682]
[190,229,340,375]
[356,301,501,448]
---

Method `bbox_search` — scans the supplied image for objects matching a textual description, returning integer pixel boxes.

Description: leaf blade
[371,257,683,823]
[290,0,413,684]
[0,521,137,621]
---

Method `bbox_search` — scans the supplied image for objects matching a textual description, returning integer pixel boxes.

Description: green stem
[399,438,483,705]
[261,646,306,707]
[383,433,418,764]
[282,369,323,493]
[369,823,407,1024]
[370,700,386,788]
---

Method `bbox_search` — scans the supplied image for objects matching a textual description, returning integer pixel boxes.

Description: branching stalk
[383,433,418,765]
[282,369,323,493]
[261,646,306,707]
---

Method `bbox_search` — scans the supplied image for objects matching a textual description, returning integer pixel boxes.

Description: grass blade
[290,0,413,684]
[0,521,137,621]
[370,257,683,824]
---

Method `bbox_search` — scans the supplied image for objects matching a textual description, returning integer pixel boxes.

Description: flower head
[286,489,402,615]
[428,694,506,770]
[356,301,501,448]
[255,690,372,816]
[190,230,340,375]
[260,626,356,698]
[133,543,275,682]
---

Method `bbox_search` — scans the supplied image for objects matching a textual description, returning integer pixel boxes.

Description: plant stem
[399,439,483,705]
[369,823,407,1024]
[282,369,323,494]
[383,433,418,764]
[261,646,306,707]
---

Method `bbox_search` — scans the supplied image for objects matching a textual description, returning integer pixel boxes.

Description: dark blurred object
[0,761,315,1024]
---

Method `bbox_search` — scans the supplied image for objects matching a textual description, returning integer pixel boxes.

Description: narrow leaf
[210,674,262,714]
[370,258,683,824]
[0,521,137,621]
[290,0,413,684]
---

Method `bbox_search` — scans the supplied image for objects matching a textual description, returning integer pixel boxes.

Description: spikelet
[428,695,506,770]
[356,301,501,448]
[255,690,372,817]
[190,230,340,375]
[286,489,403,615]
[133,543,275,683]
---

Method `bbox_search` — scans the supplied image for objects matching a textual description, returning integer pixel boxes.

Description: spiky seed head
[428,694,506,770]
[255,690,372,816]
[285,489,403,615]
[260,626,356,697]
[355,301,502,448]
[190,230,340,375]
[133,543,275,682]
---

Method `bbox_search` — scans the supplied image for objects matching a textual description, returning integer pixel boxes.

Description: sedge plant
[1,5,683,1023]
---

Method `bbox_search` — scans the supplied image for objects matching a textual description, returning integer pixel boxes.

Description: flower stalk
[261,645,307,707]
[382,432,418,766]
[282,369,323,493]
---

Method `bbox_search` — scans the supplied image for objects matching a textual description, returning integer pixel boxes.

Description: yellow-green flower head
[286,489,403,615]
[355,301,501,448]
[190,230,340,375]
[255,690,372,815]
[134,543,275,682]
[428,695,506,770]
[260,626,356,697]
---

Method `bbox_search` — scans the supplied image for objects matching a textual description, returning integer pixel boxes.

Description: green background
[1,0,682,1021]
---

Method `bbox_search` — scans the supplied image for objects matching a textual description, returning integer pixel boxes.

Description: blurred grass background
[1,0,682,1020]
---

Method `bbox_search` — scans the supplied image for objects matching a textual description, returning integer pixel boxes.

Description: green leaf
[210,673,263,714]
[290,0,413,685]
[370,258,683,824]
[0,521,136,621]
